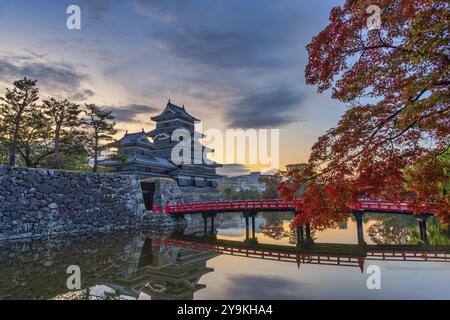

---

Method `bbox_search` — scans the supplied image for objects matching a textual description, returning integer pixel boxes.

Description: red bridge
[152,199,429,215]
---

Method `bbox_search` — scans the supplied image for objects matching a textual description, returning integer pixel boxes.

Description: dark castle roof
[120,130,150,144]
[99,154,176,169]
[151,100,199,122]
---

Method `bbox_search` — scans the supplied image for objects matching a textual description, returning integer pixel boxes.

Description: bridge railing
[152,199,299,214]
[151,198,432,215]
[352,200,413,212]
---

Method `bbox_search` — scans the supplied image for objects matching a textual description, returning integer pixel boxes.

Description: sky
[0,0,347,175]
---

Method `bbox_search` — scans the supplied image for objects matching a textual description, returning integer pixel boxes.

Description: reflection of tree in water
[261,211,351,244]
[260,212,290,240]
[259,212,319,245]
[366,214,450,245]
[366,215,416,245]
[288,227,297,245]
[409,218,450,245]
[367,222,411,245]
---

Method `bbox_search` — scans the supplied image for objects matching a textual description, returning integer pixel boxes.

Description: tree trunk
[24,145,33,168]
[8,146,17,167]
[53,124,61,169]
[9,124,20,167]
[92,133,99,173]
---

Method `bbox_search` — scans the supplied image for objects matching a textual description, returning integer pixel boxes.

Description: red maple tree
[280,0,449,228]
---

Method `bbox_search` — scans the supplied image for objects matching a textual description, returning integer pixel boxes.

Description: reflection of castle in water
[108,238,218,300]
[0,231,218,300]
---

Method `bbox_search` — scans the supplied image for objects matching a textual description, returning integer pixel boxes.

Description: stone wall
[151,177,224,206]
[0,166,146,241]
[145,177,224,228]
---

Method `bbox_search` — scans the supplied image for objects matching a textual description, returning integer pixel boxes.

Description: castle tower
[99,100,222,187]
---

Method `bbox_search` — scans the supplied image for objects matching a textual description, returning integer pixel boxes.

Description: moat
[1,212,449,300]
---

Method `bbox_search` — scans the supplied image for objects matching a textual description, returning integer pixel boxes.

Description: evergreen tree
[0,78,39,166]
[42,98,82,168]
[82,104,117,172]
[260,174,282,199]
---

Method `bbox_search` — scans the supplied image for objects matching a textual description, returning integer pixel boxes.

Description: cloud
[226,87,304,128]
[0,53,92,100]
[105,104,159,123]
[138,0,304,69]
[224,275,309,299]
[0,58,84,88]
[68,89,95,102]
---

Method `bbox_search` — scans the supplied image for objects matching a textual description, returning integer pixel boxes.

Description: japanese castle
[100,100,222,188]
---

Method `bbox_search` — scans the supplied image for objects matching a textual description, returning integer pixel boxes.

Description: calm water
[0,213,449,300]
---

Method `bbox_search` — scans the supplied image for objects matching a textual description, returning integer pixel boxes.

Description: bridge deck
[152,199,432,215]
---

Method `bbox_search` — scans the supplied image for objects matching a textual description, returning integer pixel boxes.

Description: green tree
[82,104,117,173]
[42,98,82,168]
[260,174,281,199]
[0,78,39,166]
[0,123,8,165]
[15,108,51,167]
[221,187,237,200]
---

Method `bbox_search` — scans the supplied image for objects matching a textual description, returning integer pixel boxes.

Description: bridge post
[210,213,217,234]
[202,214,208,236]
[296,225,304,246]
[417,215,430,244]
[294,211,304,246]
[243,211,258,242]
[251,214,256,239]
[305,223,311,240]
[353,211,366,246]
[245,215,250,240]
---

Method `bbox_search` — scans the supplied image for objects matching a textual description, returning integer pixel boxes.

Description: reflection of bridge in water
[108,230,450,299]
[151,234,450,273]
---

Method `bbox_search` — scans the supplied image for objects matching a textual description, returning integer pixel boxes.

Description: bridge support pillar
[296,225,304,246]
[353,211,366,246]
[294,211,305,246]
[305,223,311,241]
[251,215,256,238]
[244,211,258,240]
[245,216,250,240]
[417,215,430,244]
[202,213,217,236]
[210,213,217,234]
[203,215,208,236]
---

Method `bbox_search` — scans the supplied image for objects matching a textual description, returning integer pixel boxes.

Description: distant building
[286,163,309,174]
[218,172,266,192]
[99,100,222,187]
